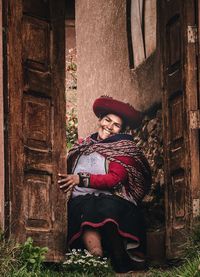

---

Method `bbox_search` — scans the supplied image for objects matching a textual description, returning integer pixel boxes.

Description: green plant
[174,256,200,277]
[19,237,48,272]
[65,47,78,149]
[183,221,200,260]
[0,234,46,276]
[0,232,21,276]
[148,256,200,277]
[66,108,78,149]
[63,249,114,276]
[66,48,77,90]
[148,220,200,277]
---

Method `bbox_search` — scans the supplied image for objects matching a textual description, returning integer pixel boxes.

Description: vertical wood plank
[161,0,192,258]
[186,0,200,210]
[0,0,4,230]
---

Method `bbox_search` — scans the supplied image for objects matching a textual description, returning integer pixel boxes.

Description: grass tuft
[1,221,200,276]
[147,220,200,277]
[0,232,21,276]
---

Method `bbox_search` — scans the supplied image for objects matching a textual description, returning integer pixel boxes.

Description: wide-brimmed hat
[93,96,143,129]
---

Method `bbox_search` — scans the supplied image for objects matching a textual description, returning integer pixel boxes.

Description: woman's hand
[58,173,80,193]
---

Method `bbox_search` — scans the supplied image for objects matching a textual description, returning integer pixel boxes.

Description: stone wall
[132,107,165,230]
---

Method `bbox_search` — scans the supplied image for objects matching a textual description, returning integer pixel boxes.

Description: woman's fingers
[58,174,79,191]
[59,179,73,188]
[58,177,70,185]
[58,175,71,183]
[58,173,68,178]
[64,184,76,193]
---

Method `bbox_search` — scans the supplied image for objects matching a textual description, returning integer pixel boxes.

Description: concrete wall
[76,0,161,137]
[0,0,4,230]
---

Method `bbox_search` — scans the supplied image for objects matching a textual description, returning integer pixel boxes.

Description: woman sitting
[58,96,152,273]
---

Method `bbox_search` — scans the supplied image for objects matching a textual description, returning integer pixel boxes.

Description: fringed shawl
[67,133,152,204]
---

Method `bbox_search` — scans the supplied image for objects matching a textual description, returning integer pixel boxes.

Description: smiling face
[97,114,123,140]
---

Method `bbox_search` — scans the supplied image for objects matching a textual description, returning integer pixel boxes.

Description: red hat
[93,96,143,129]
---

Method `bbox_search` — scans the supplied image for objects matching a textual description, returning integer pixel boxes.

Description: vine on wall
[66,48,78,149]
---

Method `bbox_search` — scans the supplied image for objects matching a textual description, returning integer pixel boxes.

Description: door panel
[160,0,199,258]
[5,0,66,261]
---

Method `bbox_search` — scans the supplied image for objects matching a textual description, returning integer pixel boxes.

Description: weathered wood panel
[161,0,199,258]
[188,0,200,207]
[4,0,67,261]
[161,0,190,258]
[0,0,4,230]
[23,96,52,149]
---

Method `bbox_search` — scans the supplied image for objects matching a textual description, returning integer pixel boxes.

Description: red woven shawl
[68,134,152,204]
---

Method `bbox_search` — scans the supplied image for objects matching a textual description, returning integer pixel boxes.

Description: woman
[58,96,152,273]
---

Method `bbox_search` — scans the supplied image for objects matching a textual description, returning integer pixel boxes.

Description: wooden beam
[0,0,4,231]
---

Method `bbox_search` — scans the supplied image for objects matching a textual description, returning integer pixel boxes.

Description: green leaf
[28,258,36,264]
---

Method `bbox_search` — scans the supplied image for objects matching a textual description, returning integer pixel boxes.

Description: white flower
[65,252,72,256]
[85,262,90,265]
[63,248,111,274]
[63,260,72,265]
[83,249,90,254]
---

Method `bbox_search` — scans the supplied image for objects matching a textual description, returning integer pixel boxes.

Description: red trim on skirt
[68,218,140,246]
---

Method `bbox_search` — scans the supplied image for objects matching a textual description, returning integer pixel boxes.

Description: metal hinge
[187,25,197,43]
[190,110,200,129]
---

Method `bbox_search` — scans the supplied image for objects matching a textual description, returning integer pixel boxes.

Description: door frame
[186,0,200,219]
[0,0,4,231]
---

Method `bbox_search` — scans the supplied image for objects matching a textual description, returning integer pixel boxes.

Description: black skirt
[67,193,146,253]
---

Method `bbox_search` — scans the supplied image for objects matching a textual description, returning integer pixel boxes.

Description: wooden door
[161,0,200,259]
[4,0,67,261]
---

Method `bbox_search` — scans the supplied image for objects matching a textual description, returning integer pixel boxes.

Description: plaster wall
[76,0,161,137]
[65,19,76,54]
[0,0,4,230]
